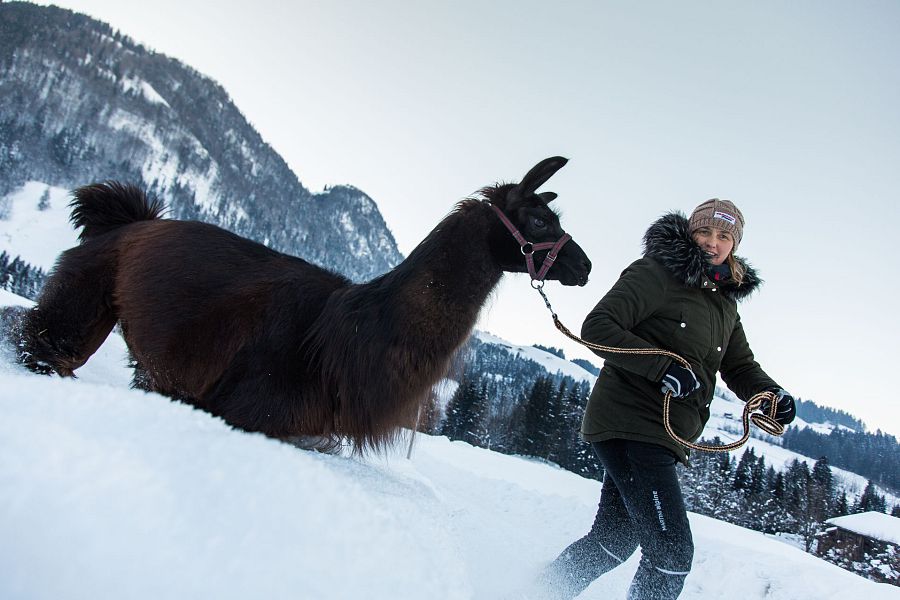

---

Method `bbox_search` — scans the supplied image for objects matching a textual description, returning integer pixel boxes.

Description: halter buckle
[490,203,570,283]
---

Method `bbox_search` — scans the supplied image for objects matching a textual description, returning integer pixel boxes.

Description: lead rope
[532,282,784,453]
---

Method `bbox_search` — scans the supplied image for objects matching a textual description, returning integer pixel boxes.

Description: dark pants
[542,439,694,599]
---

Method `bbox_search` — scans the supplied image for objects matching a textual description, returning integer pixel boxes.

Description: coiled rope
[533,282,784,453]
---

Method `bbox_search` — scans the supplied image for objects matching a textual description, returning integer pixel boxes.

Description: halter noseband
[490,204,572,285]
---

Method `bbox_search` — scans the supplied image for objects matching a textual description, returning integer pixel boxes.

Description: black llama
[16,156,591,451]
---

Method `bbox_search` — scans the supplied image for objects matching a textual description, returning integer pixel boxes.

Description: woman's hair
[726,252,745,286]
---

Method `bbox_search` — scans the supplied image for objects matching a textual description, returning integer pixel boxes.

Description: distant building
[816,511,900,585]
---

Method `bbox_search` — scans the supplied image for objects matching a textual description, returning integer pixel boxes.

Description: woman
[541,199,796,599]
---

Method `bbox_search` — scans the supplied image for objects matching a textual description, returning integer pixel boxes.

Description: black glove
[660,363,701,398]
[760,388,796,426]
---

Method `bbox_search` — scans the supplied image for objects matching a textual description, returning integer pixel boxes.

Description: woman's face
[692,226,735,266]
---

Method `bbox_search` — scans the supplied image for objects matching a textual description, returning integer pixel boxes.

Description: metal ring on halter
[520,243,534,256]
[530,279,545,289]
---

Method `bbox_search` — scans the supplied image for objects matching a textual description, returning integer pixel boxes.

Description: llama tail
[70,181,166,243]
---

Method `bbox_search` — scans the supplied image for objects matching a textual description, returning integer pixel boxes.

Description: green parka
[580,212,781,464]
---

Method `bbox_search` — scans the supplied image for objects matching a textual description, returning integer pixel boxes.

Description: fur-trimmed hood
[642,212,761,302]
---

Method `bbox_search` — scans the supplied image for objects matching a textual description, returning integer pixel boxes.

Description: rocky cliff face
[0,2,402,281]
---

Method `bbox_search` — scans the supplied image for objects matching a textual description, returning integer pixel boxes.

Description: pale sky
[36,0,900,436]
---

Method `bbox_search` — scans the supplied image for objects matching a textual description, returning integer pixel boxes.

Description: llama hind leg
[21,299,116,377]
[126,353,192,401]
[19,249,117,376]
[128,354,156,392]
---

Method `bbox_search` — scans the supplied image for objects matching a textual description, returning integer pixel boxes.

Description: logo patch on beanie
[714,211,736,224]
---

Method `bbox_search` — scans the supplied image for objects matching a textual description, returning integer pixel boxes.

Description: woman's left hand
[761,389,796,426]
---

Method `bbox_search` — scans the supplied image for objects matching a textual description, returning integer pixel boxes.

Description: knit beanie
[688,199,745,249]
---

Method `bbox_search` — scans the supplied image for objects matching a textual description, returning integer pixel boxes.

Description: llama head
[485,156,592,286]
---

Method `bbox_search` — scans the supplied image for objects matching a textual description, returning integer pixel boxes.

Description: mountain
[0,2,402,281]
[1,304,897,599]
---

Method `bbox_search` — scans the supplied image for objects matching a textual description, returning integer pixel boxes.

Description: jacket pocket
[665,308,709,362]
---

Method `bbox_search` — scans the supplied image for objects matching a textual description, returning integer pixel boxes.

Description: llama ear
[515,156,568,198]
[537,192,557,203]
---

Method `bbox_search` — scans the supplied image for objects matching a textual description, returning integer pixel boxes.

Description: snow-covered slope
[703,388,899,506]
[475,330,597,383]
[1,293,898,599]
[0,182,75,270]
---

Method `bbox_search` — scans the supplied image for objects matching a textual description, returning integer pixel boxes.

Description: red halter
[490,204,572,284]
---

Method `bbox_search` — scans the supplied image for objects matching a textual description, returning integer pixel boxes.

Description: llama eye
[532,217,547,229]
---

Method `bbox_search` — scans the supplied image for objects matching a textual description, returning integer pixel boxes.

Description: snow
[432,377,460,414]
[1,292,899,599]
[475,330,597,384]
[0,289,34,308]
[0,182,77,270]
[106,109,220,213]
[120,74,170,108]
[827,512,900,547]
[224,128,261,177]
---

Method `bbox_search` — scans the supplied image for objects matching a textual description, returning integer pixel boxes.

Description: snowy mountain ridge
[0,2,402,282]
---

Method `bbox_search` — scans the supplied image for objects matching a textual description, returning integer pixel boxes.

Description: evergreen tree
[679,443,714,515]
[810,456,835,521]
[783,459,810,538]
[0,251,46,300]
[441,375,489,447]
[532,344,565,359]
[709,453,738,521]
[855,479,887,513]
[782,426,900,490]
[552,380,602,480]
[757,467,783,534]
[742,455,769,531]
[571,358,600,376]
[544,379,567,463]
[834,492,850,517]
[733,447,756,493]
[514,375,558,459]
[472,381,492,447]
[37,187,51,211]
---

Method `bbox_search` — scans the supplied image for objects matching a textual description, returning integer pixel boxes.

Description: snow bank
[1,369,899,599]
[1,289,897,599]
[0,374,468,600]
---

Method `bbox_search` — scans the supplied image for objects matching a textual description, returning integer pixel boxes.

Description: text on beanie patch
[714,211,736,224]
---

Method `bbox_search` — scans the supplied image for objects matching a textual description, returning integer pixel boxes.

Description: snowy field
[1,291,899,600]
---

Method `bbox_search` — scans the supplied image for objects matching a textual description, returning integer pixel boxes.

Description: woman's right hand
[660,363,702,398]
